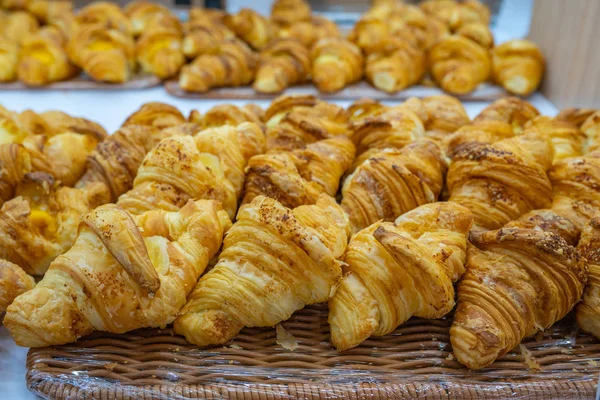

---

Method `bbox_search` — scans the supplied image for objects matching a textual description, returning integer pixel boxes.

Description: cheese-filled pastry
[173,194,349,347]
[136,25,185,79]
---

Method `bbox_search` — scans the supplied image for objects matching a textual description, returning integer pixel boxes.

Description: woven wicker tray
[26,305,600,399]
[0,74,161,90]
[164,80,508,101]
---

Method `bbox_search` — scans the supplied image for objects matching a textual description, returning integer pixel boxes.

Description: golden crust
[311,38,364,93]
[3,11,39,44]
[0,37,18,82]
[224,8,276,50]
[0,259,35,314]
[189,104,264,131]
[492,39,544,96]
[136,26,185,79]
[122,102,186,129]
[75,1,132,36]
[276,15,339,48]
[270,0,311,26]
[253,39,310,94]
[182,19,234,59]
[366,38,425,93]
[523,116,585,162]
[473,97,540,133]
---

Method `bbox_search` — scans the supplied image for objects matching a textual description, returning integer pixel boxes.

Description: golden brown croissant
[366,37,425,93]
[0,259,35,314]
[444,120,514,158]
[0,38,18,82]
[342,140,447,233]
[136,25,185,79]
[556,107,597,128]
[523,116,585,162]
[122,102,186,129]
[311,38,364,93]
[253,39,310,93]
[173,194,349,347]
[18,26,79,86]
[5,199,231,347]
[2,10,39,44]
[264,93,319,127]
[75,1,132,36]
[270,0,311,26]
[0,172,108,275]
[329,201,473,351]
[66,24,136,83]
[403,95,470,142]
[26,0,72,24]
[348,18,390,55]
[179,39,257,93]
[189,104,264,131]
[576,216,600,339]
[455,21,493,49]
[447,132,554,231]
[182,20,235,60]
[266,100,349,152]
[223,8,276,51]
[420,0,490,31]
[492,39,544,96]
[118,123,265,218]
[124,1,174,37]
[473,96,540,133]
[451,226,586,370]
[428,34,491,95]
[387,4,449,51]
[276,15,339,48]
[243,136,355,208]
[364,0,403,20]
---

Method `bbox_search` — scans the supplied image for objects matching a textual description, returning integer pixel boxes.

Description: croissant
[554,108,600,151]
[5,199,231,347]
[270,0,311,26]
[188,7,227,26]
[266,100,349,152]
[365,0,403,20]
[403,95,470,142]
[329,201,473,351]
[0,172,108,275]
[576,216,600,339]
[0,144,31,205]
[444,120,514,158]
[366,38,425,93]
[243,136,355,208]
[264,93,319,127]
[523,116,585,162]
[451,226,586,370]
[387,4,448,51]
[124,1,174,37]
[428,35,491,95]
[2,11,39,44]
[455,22,493,49]
[277,16,339,48]
[18,26,79,86]
[473,96,540,133]
[253,39,310,93]
[348,18,390,55]
[311,38,364,93]
[75,1,132,36]
[492,39,544,96]
[173,194,349,347]
[182,20,235,59]
[0,260,35,314]
[223,8,275,51]
[118,123,265,218]
[0,38,18,82]
[136,26,185,79]
[189,104,264,131]
[67,24,135,83]
[26,0,72,24]
[447,132,554,231]
[122,102,186,129]
[556,108,598,128]
[342,140,447,233]
[179,39,257,93]
[420,0,490,31]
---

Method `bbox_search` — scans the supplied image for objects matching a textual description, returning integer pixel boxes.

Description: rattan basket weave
[26,305,600,399]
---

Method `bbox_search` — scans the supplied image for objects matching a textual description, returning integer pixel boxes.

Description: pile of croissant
[0,0,545,96]
[2,94,600,371]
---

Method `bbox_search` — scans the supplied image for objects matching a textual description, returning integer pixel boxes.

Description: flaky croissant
[253,39,310,93]
[264,93,319,127]
[0,172,108,275]
[26,0,72,25]
[3,10,39,44]
[121,102,186,130]
[189,104,264,131]
[451,226,586,370]
[0,260,35,314]
[444,120,514,158]
[420,0,490,31]
[366,38,425,93]
[523,116,585,162]
[492,39,544,96]
[188,7,227,26]
[428,35,491,95]
[118,123,265,218]
[387,4,448,51]
[124,1,174,37]
[173,194,349,347]
[402,95,470,142]
[348,18,390,55]
[311,38,364,93]
[67,24,135,83]
[447,132,554,231]
[179,39,257,93]
[277,15,339,48]
[576,216,600,339]
[473,96,540,133]
[5,199,231,347]
[75,1,132,36]
[243,136,355,208]
[0,38,18,82]
[223,8,275,51]
[455,22,493,49]
[329,202,473,351]
[182,20,235,59]
[342,140,447,233]
[270,0,311,26]
[18,26,79,86]
[136,26,185,79]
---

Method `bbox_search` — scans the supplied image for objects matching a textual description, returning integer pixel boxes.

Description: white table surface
[0,88,558,399]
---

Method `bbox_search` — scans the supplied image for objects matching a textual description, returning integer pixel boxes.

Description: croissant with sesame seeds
[329,201,473,351]
[173,194,349,347]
